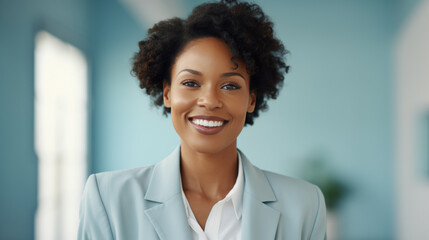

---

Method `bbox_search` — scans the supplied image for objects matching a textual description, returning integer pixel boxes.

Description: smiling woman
[78,1,327,239]
[164,37,255,156]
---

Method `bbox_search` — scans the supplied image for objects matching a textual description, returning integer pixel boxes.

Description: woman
[78,1,327,239]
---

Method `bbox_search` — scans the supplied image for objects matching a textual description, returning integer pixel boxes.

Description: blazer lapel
[143,146,192,240]
[144,194,192,240]
[240,150,280,240]
[142,147,280,239]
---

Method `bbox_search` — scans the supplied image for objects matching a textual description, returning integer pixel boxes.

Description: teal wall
[0,0,423,239]
[0,0,91,239]
[87,1,413,239]
[241,1,395,239]
[88,0,175,174]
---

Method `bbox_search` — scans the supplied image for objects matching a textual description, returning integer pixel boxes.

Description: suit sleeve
[309,186,327,240]
[77,174,114,240]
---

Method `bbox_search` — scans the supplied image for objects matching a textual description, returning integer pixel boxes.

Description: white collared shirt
[181,153,244,240]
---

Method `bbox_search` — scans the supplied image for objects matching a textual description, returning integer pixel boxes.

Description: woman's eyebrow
[176,69,245,80]
[177,69,202,76]
[221,72,245,80]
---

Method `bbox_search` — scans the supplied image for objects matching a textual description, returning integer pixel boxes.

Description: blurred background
[1,0,429,239]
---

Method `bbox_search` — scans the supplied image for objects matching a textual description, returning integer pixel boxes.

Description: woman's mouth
[192,118,224,128]
[189,116,228,135]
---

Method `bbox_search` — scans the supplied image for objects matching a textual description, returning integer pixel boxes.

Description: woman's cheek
[171,91,195,110]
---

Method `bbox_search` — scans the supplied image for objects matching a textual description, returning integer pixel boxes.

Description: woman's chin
[181,139,236,156]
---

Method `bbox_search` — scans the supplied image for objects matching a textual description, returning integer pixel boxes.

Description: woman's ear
[163,81,171,108]
[247,90,256,113]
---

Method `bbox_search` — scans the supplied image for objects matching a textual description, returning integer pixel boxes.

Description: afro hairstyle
[131,0,289,125]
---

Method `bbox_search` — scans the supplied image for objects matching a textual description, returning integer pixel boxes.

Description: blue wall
[241,1,395,239]
[0,0,91,238]
[0,0,423,239]
[88,0,177,173]
[91,1,396,239]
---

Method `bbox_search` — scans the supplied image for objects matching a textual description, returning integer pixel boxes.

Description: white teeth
[192,118,224,128]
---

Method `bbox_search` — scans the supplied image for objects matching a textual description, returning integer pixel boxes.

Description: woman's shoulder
[84,164,157,201]
[93,164,156,184]
[79,164,164,239]
[239,150,322,203]
[262,170,319,195]
[261,169,325,211]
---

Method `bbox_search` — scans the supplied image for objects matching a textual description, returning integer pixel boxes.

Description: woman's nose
[197,87,223,110]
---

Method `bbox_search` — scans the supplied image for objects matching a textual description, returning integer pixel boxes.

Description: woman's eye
[221,83,241,90]
[182,81,199,87]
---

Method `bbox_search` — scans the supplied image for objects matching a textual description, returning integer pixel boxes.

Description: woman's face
[163,37,256,155]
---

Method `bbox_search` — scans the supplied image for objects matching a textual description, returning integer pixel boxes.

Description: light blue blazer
[78,147,327,239]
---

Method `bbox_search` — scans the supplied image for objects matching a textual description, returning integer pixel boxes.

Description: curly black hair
[131,0,289,125]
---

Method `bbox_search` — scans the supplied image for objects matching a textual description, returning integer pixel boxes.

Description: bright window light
[34,31,88,240]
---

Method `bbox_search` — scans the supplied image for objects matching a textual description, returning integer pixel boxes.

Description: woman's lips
[189,116,228,135]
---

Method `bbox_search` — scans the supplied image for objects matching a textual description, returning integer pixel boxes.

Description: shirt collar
[180,151,244,219]
[227,151,243,219]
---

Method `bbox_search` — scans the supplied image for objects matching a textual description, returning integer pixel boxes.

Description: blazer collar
[144,146,182,202]
[144,146,192,240]
[144,146,280,240]
[144,147,278,203]
[239,149,277,202]
[239,149,280,240]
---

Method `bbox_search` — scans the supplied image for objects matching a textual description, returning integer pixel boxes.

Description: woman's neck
[179,142,238,200]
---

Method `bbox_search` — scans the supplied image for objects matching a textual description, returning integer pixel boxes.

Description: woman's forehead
[172,37,248,77]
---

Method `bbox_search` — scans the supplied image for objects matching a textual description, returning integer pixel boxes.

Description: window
[34,31,88,240]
